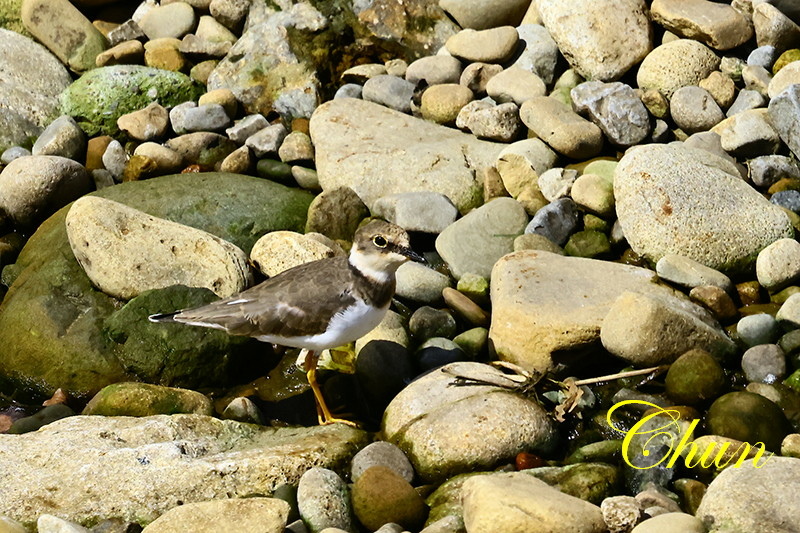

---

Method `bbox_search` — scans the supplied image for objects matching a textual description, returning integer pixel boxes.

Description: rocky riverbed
[2,0,800,532]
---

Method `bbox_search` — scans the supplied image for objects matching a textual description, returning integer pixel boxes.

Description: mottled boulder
[614,144,793,274]
[0,173,312,399]
[0,414,368,529]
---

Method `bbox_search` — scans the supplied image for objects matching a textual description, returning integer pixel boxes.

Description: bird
[149,219,425,425]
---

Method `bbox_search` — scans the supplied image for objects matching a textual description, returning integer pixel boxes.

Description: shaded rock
[382,362,557,482]
[66,197,252,300]
[311,99,504,214]
[741,344,786,384]
[141,498,289,533]
[0,173,312,399]
[600,291,736,366]
[21,0,107,72]
[31,115,85,160]
[59,65,204,136]
[696,456,800,533]
[439,0,529,30]
[352,466,427,531]
[631,513,705,533]
[614,143,793,274]
[8,404,75,435]
[706,391,791,450]
[83,382,214,417]
[537,0,652,81]
[435,197,528,280]
[305,186,368,241]
[768,84,800,158]
[490,250,725,374]
[525,197,579,245]
[0,155,92,229]
[0,415,368,530]
[637,39,720,99]
[461,473,605,533]
[511,24,559,85]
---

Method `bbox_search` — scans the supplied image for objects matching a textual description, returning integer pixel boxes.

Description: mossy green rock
[0,0,29,36]
[0,173,313,400]
[564,230,611,258]
[773,49,800,74]
[60,65,204,136]
[706,391,792,451]
[8,404,74,434]
[524,463,621,505]
[665,349,726,405]
[83,382,214,417]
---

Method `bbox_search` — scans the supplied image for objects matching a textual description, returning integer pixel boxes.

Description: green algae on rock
[59,65,205,136]
[0,173,313,400]
[82,382,214,417]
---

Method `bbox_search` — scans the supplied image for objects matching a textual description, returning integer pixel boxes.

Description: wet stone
[409,306,457,342]
[741,344,786,384]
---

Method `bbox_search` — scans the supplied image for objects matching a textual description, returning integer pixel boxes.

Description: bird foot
[318,415,361,428]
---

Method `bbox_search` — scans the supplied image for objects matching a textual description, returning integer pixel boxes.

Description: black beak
[399,246,426,264]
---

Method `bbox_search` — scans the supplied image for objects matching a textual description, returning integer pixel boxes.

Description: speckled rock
[0,415,367,530]
[651,0,753,50]
[600,290,736,366]
[445,26,519,63]
[249,231,337,277]
[769,84,800,158]
[372,192,458,234]
[614,143,793,273]
[490,250,720,373]
[0,155,92,229]
[696,456,800,533]
[670,86,725,133]
[0,173,312,399]
[570,81,651,147]
[141,498,290,533]
[82,382,214,417]
[21,0,108,72]
[461,473,605,533]
[435,197,528,280]
[756,238,800,291]
[439,0,529,30]
[711,108,781,157]
[311,99,504,214]
[637,39,720,98]
[519,97,603,159]
[537,0,652,81]
[382,362,557,482]
[66,196,252,300]
[59,65,203,136]
[420,84,474,125]
[298,468,353,533]
[0,28,72,152]
[206,3,326,120]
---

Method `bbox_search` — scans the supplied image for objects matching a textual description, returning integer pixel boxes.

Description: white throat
[348,248,398,283]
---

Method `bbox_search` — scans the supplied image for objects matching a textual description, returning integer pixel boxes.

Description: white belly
[256,301,388,351]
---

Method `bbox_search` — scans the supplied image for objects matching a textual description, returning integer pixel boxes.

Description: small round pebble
[737,313,781,347]
[421,84,474,125]
[600,495,643,533]
[297,467,353,533]
[756,238,800,291]
[396,262,452,303]
[445,26,520,63]
[741,344,786,384]
[352,441,415,483]
[485,67,546,105]
[670,86,725,133]
[351,466,427,532]
[405,55,463,85]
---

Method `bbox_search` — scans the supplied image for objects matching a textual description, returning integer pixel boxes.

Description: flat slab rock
[489,250,729,373]
[0,414,369,529]
[309,98,506,214]
[614,143,794,274]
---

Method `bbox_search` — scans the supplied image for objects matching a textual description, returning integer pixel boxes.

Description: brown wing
[173,256,358,338]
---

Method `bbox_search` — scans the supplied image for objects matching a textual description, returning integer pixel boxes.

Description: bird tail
[148,311,181,323]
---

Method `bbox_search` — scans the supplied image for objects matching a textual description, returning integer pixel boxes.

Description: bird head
[348,220,424,281]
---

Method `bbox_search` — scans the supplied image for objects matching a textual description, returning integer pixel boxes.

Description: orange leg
[303,350,358,427]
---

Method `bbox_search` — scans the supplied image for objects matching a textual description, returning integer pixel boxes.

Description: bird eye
[372,235,387,248]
